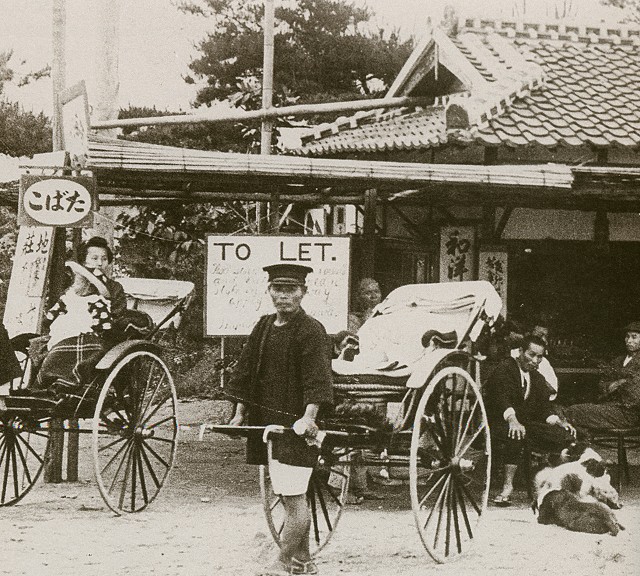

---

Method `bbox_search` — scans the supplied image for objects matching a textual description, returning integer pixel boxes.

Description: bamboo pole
[90,96,431,130]
[45,0,67,485]
[258,0,275,233]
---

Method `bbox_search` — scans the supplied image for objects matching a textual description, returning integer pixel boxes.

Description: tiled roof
[298,106,448,156]
[293,19,640,155]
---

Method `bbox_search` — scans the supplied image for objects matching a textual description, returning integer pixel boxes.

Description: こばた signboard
[18,174,96,228]
[205,235,350,336]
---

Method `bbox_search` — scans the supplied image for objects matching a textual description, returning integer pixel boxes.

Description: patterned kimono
[34,290,112,393]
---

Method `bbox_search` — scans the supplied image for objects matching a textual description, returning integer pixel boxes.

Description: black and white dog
[534,442,624,536]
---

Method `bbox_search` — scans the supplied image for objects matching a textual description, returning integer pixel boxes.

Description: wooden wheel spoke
[101,437,131,476]
[418,469,446,508]
[1,441,10,502]
[269,495,283,513]
[146,415,175,430]
[23,430,49,440]
[457,422,486,460]
[420,416,446,457]
[308,481,321,545]
[143,439,170,469]
[420,473,449,527]
[454,381,471,450]
[108,442,133,494]
[10,446,20,499]
[138,444,161,489]
[445,477,453,557]
[430,476,451,544]
[101,408,130,430]
[313,477,334,530]
[130,445,138,510]
[452,478,474,539]
[134,358,156,418]
[137,359,161,419]
[118,444,135,510]
[13,439,33,485]
[15,434,46,464]
[135,446,149,506]
[458,478,482,515]
[146,436,174,445]
[450,476,462,555]
[321,479,345,507]
[455,398,479,453]
[141,364,167,417]
[98,436,127,454]
[327,466,349,480]
[141,393,173,428]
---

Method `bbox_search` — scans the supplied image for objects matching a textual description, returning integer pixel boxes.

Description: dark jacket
[486,357,555,425]
[602,354,640,410]
[226,309,334,466]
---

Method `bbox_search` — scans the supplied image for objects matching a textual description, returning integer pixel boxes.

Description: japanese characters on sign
[3,226,54,337]
[205,235,351,335]
[18,175,96,228]
[479,248,508,318]
[439,226,476,283]
[59,81,91,169]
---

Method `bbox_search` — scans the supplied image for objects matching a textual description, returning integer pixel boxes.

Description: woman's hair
[77,236,113,264]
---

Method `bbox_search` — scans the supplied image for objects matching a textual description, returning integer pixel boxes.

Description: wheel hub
[135,427,155,439]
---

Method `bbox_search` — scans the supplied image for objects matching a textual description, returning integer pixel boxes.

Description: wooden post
[361,189,377,278]
[45,0,67,484]
[258,0,275,233]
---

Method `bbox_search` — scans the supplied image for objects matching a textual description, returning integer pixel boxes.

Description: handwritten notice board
[3,226,54,337]
[205,235,351,336]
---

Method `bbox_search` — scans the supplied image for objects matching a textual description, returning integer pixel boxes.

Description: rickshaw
[212,281,502,564]
[0,276,194,515]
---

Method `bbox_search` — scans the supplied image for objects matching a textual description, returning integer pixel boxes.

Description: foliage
[118,105,258,153]
[601,0,640,22]
[115,202,251,344]
[181,0,413,107]
[0,101,52,157]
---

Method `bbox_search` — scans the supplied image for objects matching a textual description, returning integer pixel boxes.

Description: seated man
[487,334,576,505]
[347,277,382,333]
[564,321,640,431]
[510,320,558,401]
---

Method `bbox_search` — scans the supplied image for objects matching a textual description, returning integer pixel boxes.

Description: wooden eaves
[85,136,640,211]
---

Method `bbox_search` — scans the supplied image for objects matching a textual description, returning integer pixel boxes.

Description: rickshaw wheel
[260,446,352,558]
[409,366,491,563]
[92,349,178,515]
[0,414,51,506]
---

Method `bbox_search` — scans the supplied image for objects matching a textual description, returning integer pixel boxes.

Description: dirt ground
[1,399,638,576]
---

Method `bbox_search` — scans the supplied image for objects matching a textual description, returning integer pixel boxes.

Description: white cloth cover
[333,281,502,377]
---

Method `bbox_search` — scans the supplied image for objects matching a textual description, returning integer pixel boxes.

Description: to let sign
[205,235,351,336]
[18,174,96,228]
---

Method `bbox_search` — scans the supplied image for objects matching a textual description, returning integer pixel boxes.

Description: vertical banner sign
[479,248,508,318]
[58,81,91,170]
[439,225,476,283]
[205,235,350,335]
[3,226,54,337]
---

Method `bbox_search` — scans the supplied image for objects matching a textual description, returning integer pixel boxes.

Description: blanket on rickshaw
[33,333,107,394]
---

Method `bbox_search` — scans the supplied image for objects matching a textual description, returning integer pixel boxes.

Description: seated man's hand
[293,416,318,438]
[507,415,526,440]
[228,414,244,426]
[228,403,246,426]
[606,379,625,395]
[558,418,577,438]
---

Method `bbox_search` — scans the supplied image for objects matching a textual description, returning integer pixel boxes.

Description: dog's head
[581,459,622,509]
[560,442,603,463]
